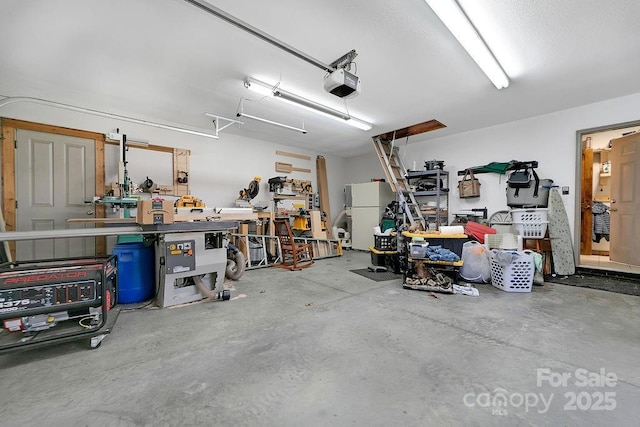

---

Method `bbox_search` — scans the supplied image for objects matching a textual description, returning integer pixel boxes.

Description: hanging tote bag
[458,169,481,198]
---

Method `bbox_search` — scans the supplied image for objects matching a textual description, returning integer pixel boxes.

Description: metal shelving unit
[406,169,449,230]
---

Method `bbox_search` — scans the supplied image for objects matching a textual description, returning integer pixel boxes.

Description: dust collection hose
[192,276,231,302]
[225,243,246,280]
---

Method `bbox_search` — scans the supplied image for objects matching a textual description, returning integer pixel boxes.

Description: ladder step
[372,136,426,229]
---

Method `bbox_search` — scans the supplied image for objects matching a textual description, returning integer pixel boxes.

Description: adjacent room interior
[1,1,639,425]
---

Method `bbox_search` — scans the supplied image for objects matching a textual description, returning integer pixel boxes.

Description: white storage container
[489,249,535,293]
[511,208,549,239]
[410,242,429,259]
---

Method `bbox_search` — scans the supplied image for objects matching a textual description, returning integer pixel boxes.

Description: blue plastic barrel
[112,242,155,304]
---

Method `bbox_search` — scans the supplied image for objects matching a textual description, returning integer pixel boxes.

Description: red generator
[0,256,120,353]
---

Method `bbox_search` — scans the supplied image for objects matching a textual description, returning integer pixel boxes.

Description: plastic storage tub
[409,242,429,259]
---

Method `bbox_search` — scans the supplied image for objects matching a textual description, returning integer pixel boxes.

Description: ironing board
[547,188,575,275]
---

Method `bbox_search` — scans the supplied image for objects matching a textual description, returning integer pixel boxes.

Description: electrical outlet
[562,186,569,195]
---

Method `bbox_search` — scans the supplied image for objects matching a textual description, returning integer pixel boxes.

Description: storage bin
[410,242,429,259]
[484,233,523,251]
[369,246,398,272]
[370,251,386,266]
[511,208,549,239]
[374,234,396,251]
[112,242,155,304]
[489,249,534,293]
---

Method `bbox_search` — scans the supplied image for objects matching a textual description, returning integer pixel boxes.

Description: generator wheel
[226,251,246,280]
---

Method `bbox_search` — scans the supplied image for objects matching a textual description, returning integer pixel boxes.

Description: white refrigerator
[350,182,395,250]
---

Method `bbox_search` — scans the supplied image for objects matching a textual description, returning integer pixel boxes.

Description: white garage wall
[344,92,640,249]
[1,102,347,225]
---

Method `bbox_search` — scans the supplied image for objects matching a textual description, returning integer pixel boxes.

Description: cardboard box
[136,200,174,225]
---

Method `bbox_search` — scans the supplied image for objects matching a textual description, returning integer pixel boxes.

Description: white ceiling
[2,0,640,157]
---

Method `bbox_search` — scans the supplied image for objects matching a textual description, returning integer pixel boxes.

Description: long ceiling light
[236,99,307,134]
[244,78,372,131]
[424,0,509,89]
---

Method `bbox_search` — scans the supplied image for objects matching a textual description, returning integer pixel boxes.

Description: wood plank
[174,148,190,196]
[376,119,446,141]
[291,167,311,173]
[1,120,16,259]
[71,213,260,223]
[316,155,333,238]
[104,140,174,153]
[276,161,293,173]
[174,212,258,222]
[309,210,326,239]
[67,218,137,223]
[0,205,11,262]
[580,147,594,255]
[276,150,311,161]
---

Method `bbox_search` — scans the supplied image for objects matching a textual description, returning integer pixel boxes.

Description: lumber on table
[67,218,137,223]
[68,213,260,224]
[173,212,259,222]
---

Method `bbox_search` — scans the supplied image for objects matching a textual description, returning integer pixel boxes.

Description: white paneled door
[16,130,95,260]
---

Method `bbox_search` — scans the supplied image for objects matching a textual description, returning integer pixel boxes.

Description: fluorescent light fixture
[235,99,307,134]
[237,112,307,134]
[424,0,509,89]
[244,77,373,131]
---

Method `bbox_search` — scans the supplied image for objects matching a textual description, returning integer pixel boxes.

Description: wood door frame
[580,146,593,255]
[575,119,640,266]
[1,118,106,258]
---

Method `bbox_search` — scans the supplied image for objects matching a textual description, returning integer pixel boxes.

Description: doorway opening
[576,120,640,274]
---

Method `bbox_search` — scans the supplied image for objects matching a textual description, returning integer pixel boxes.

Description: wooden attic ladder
[372,120,447,230]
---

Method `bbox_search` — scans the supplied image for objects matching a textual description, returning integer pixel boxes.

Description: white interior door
[609,132,640,266]
[15,130,96,260]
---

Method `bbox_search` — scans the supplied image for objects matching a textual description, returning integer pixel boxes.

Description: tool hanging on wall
[239,176,261,201]
[177,171,189,184]
[267,176,312,194]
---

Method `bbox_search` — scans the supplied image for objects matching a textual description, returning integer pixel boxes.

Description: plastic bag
[459,241,491,283]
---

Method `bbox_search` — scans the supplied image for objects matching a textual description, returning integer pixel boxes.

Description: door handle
[609,207,618,212]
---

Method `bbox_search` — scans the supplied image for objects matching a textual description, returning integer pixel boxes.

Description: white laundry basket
[511,208,549,239]
[489,249,535,293]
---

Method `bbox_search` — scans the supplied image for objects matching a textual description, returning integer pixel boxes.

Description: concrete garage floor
[1,251,639,426]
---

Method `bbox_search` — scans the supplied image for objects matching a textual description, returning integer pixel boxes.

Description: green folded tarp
[463,160,537,175]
